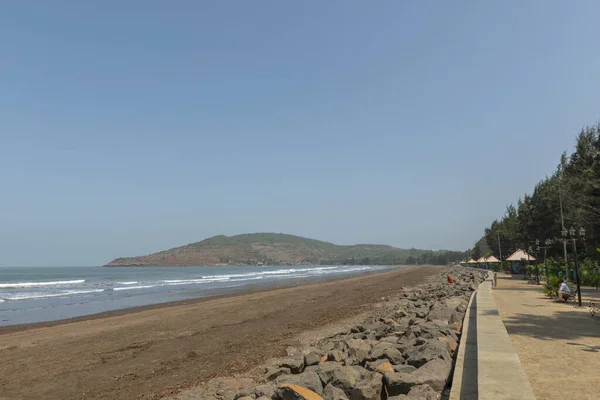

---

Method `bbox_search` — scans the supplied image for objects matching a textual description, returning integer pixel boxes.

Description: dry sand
[0,265,442,400]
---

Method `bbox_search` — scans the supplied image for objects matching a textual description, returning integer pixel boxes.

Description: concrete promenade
[493,274,600,400]
[451,275,536,399]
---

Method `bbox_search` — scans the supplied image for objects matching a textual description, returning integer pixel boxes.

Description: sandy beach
[0,265,443,400]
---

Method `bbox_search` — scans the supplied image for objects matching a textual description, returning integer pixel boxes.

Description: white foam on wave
[2,289,104,301]
[66,289,105,295]
[229,276,264,282]
[158,266,360,286]
[155,266,348,287]
[0,279,85,289]
[113,285,160,291]
[202,272,258,279]
[283,274,312,280]
[117,281,138,285]
[260,266,339,276]
[162,277,231,284]
[260,269,295,275]
[340,266,371,272]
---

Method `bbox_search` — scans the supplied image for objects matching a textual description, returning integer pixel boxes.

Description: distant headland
[105,233,467,267]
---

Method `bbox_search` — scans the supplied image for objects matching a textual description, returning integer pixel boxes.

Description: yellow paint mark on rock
[375,361,394,375]
[279,384,324,400]
[438,336,457,353]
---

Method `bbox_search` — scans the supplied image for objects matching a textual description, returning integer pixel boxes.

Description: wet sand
[0,265,442,400]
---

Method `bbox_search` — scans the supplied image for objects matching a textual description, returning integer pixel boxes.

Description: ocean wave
[340,266,371,272]
[2,289,104,301]
[0,266,377,302]
[0,279,85,289]
[260,266,340,276]
[113,285,160,291]
[271,273,311,279]
[193,267,343,281]
[260,269,296,275]
[201,273,258,279]
[162,277,231,284]
[229,276,264,282]
[184,266,360,282]
[161,279,197,284]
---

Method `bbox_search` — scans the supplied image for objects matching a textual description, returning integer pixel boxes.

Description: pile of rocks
[193,267,486,400]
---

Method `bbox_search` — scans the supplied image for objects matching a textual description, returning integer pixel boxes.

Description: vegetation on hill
[106,233,467,266]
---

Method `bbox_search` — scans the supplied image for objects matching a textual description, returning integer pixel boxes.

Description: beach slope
[0,266,442,399]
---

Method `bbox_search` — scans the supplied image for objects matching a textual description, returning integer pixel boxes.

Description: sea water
[0,265,394,326]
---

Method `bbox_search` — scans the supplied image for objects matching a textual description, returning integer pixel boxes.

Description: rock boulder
[329,366,362,395]
[349,372,383,400]
[277,371,324,395]
[255,384,276,399]
[267,367,291,381]
[384,357,451,395]
[280,358,305,374]
[277,384,324,400]
[305,352,323,367]
[405,341,451,368]
[369,342,404,365]
[427,302,457,325]
[322,384,349,400]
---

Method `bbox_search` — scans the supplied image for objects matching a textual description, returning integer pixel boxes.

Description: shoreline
[0,265,444,400]
[0,266,404,334]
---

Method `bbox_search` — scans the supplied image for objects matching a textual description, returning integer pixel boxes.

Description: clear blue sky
[2,1,600,266]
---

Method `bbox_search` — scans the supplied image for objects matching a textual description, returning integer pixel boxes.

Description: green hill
[105,233,466,266]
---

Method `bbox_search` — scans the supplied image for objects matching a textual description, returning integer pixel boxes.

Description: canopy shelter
[476,257,487,269]
[478,255,501,270]
[466,258,477,265]
[506,249,536,276]
[506,249,536,262]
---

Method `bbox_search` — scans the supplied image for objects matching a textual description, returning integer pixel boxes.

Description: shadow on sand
[493,286,543,291]
[565,342,600,353]
[503,309,599,342]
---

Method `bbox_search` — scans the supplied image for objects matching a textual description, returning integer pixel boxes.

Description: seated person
[558,279,571,301]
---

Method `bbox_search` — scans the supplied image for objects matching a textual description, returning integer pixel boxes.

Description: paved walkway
[450,278,535,400]
[493,274,600,400]
[478,279,535,399]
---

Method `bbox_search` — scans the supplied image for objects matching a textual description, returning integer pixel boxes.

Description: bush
[578,258,600,287]
[529,263,544,280]
[543,275,560,297]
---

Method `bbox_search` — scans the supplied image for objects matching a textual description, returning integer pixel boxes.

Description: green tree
[477,123,600,266]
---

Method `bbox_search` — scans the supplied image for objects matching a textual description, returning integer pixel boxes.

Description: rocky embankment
[175,267,486,400]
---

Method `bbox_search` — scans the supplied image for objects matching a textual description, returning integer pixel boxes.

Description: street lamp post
[528,246,533,282]
[535,239,540,285]
[542,239,552,279]
[562,227,585,307]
